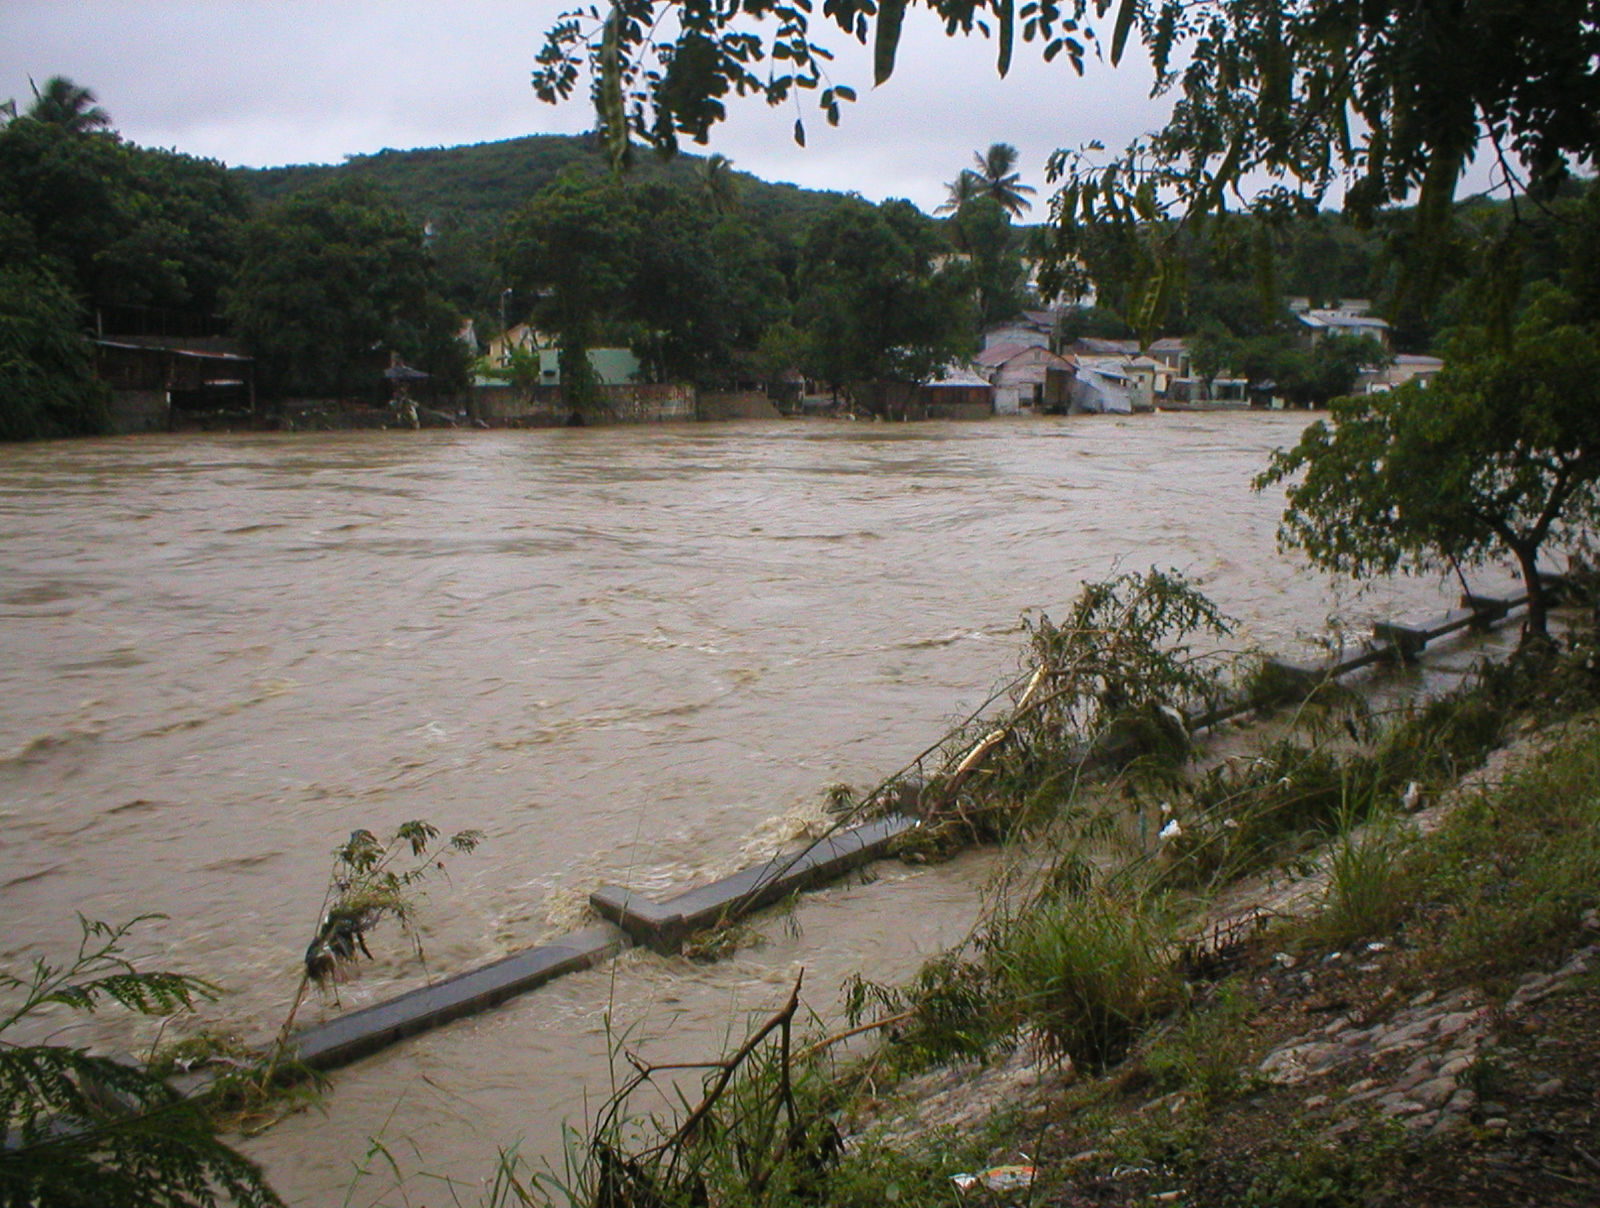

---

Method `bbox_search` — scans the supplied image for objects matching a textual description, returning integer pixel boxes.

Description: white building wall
[994,386,1024,415]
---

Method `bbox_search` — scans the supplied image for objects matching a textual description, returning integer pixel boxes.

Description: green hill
[231,134,853,323]
[233,134,847,240]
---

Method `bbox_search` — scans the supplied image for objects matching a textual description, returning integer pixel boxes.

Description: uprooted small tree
[275,820,484,1051]
[834,568,1236,851]
[1255,293,1600,642]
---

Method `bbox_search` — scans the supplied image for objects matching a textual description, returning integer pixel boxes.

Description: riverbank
[527,609,1600,1208]
[125,384,778,433]
[842,713,1600,1206]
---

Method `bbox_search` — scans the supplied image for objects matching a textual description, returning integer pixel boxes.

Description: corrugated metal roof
[94,340,253,363]
[926,363,993,388]
[1299,310,1391,331]
[974,342,1032,367]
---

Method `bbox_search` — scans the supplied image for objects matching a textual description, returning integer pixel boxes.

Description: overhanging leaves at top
[535,1,1600,338]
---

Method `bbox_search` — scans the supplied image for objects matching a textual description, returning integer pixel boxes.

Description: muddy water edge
[0,415,1520,1202]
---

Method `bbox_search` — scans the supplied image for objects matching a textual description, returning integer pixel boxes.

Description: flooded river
[0,415,1517,1202]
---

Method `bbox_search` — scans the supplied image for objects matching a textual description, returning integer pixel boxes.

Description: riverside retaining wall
[109,389,170,433]
[698,390,782,421]
[285,588,1540,1072]
[471,383,696,426]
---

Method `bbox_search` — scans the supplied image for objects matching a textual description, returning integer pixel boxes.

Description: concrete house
[981,309,1058,352]
[1359,353,1445,393]
[480,324,641,387]
[1297,304,1392,352]
[485,323,541,368]
[975,343,1073,414]
[1145,337,1192,379]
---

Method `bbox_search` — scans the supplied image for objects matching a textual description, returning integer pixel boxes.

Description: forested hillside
[235,134,845,234]
[232,134,852,332]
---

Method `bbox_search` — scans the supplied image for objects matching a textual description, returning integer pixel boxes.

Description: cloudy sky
[2,1,1176,215]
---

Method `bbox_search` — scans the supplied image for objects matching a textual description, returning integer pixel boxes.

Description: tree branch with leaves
[0,916,284,1208]
[535,1,1600,339]
[1256,291,1600,641]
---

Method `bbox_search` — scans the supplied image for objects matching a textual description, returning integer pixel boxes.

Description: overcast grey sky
[1,1,1175,215]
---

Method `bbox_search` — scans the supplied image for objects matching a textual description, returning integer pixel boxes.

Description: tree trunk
[1512,540,1548,640]
[559,337,599,420]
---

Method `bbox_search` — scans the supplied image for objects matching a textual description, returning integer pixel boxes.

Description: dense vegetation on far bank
[8,71,1600,441]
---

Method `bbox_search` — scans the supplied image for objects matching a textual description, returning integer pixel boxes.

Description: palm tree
[26,75,112,133]
[969,143,1035,219]
[934,169,982,217]
[697,153,741,216]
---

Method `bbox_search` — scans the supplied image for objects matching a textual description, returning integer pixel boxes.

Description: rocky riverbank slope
[847,717,1600,1207]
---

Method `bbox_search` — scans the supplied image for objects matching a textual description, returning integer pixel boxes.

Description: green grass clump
[1410,718,1600,982]
[1312,790,1413,947]
[1138,983,1261,1106]
[995,883,1182,1073]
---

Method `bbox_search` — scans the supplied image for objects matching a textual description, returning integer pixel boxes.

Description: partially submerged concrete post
[591,815,919,955]
[1253,659,1331,708]
[289,923,629,1072]
[1373,620,1429,662]
[1463,594,1511,630]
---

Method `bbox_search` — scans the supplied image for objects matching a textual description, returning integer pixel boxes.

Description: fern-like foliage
[0,916,284,1207]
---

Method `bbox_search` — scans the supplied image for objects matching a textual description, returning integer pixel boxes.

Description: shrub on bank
[996,882,1182,1072]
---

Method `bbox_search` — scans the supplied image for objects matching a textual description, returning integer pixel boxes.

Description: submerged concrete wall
[282,587,1541,1072]
[470,383,695,426]
[109,389,169,434]
[471,385,567,426]
[291,924,627,1071]
[287,815,913,1070]
[602,383,695,423]
[698,391,781,421]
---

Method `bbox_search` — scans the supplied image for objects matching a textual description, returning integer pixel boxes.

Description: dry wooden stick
[658,971,804,1156]
[794,1009,918,1063]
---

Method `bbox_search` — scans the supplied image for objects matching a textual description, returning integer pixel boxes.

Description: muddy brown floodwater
[0,415,1519,1203]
